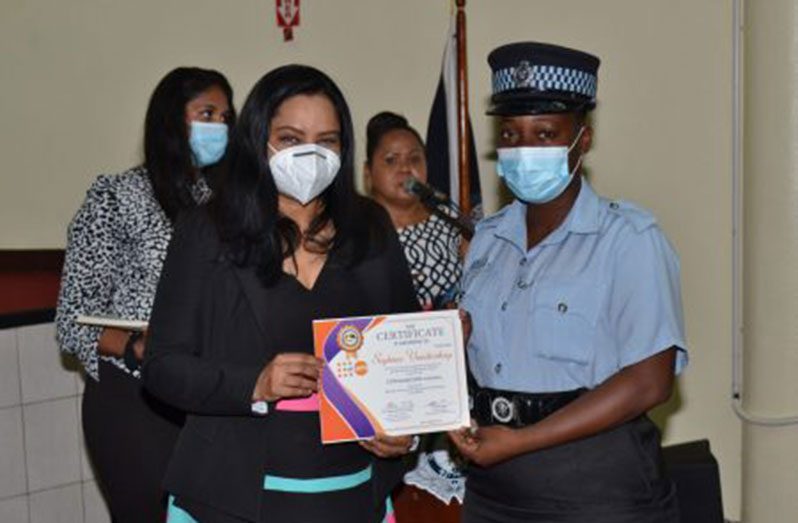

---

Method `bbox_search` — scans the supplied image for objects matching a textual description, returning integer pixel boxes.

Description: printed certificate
[314,309,470,444]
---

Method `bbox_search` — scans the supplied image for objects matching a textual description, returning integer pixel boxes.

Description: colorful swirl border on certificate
[319,317,382,441]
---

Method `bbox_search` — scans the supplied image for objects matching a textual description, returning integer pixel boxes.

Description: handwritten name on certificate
[313,309,470,444]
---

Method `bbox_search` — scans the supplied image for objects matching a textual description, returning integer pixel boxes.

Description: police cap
[487,42,600,116]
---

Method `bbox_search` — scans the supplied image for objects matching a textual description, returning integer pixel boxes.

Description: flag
[425,19,482,219]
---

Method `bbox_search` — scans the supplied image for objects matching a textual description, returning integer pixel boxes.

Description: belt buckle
[490,395,515,424]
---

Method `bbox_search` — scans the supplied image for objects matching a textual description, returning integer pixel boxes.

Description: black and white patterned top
[399,212,466,500]
[55,166,211,380]
[396,213,462,310]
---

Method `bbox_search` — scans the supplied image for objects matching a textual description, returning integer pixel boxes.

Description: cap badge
[513,60,534,88]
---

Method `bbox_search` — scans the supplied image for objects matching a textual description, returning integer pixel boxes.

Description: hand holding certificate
[313,309,470,444]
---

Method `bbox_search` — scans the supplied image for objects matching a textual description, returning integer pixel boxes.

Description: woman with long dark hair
[143,65,420,523]
[56,67,235,522]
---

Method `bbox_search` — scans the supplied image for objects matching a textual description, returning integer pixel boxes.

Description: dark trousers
[82,360,183,523]
[463,416,680,523]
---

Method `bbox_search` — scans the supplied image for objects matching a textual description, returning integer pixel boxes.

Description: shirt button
[609,202,620,210]
[519,258,527,266]
[501,301,508,311]
[517,280,528,289]
[494,363,502,374]
[558,302,568,313]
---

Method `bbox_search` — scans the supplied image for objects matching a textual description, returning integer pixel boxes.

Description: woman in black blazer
[142,65,420,523]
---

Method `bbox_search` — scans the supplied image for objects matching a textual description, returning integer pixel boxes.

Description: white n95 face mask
[268,143,341,205]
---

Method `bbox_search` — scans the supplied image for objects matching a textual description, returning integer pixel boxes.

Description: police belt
[470,386,585,427]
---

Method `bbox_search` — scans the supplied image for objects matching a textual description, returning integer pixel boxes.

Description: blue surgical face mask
[496,126,585,204]
[189,121,228,168]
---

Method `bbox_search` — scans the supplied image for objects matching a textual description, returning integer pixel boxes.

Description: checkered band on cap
[492,63,597,99]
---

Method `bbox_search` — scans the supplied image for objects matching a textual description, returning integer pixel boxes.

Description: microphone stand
[416,194,475,241]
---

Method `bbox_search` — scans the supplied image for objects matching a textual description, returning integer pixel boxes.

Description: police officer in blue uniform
[448,42,688,523]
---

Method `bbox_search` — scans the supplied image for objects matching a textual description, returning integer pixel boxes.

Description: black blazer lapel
[232,266,272,345]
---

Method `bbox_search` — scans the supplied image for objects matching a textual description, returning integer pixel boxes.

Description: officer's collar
[494,177,601,251]
[568,178,601,234]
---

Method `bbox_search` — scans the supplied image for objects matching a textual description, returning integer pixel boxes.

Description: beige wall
[1,0,741,518]
[742,1,798,522]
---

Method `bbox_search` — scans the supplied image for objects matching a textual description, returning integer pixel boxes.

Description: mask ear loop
[567,126,586,153]
[567,126,586,176]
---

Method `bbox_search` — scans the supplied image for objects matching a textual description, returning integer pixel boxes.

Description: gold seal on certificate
[313,309,470,444]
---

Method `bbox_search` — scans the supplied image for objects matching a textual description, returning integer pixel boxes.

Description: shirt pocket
[529,279,605,366]
[460,256,493,308]
[460,257,495,380]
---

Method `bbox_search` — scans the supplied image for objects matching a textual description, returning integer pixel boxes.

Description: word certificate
[313,310,469,444]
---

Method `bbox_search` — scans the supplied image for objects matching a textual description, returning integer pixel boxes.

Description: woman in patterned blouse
[55,67,235,522]
[364,112,467,516]
[364,112,462,311]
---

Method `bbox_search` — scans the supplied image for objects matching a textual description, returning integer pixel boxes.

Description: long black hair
[144,67,235,221]
[214,64,382,286]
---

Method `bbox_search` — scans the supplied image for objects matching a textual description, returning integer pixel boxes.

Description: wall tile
[0,329,20,408]
[0,407,27,499]
[29,484,83,523]
[23,398,81,492]
[0,495,29,523]
[18,323,78,404]
[82,480,111,523]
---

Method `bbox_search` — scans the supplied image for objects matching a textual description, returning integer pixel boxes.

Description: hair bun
[365,111,425,163]
[366,111,408,139]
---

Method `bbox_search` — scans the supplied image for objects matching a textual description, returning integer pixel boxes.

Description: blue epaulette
[474,204,513,232]
[604,199,658,233]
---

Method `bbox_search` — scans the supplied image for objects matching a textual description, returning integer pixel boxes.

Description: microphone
[402,177,475,241]
[403,177,450,204]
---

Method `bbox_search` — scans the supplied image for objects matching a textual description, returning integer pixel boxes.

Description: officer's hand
[448,424,519,467]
